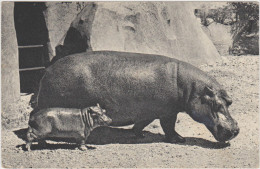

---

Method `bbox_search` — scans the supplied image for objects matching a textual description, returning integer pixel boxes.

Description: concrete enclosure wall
[1,2,20,116]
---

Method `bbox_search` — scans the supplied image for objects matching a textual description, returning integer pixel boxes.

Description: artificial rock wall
[45,2,221,66]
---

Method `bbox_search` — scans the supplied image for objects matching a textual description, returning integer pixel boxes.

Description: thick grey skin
[37,51,239,143]
[26,106,112,151]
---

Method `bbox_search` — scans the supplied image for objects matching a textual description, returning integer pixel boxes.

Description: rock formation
[46,2,221,66]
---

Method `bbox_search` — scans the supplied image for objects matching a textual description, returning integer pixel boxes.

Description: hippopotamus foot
[132,120,154,138]
[164,132,186,143]
[160,113,185,143]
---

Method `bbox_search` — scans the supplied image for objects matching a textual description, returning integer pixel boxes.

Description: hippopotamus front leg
[132,119,154,138]
[160,113,186,143]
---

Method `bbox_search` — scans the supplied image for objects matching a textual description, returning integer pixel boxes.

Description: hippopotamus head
[187,86,239,142]
[88,104,112,127]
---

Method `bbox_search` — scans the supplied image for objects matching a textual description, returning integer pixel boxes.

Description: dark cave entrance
[14,2,50,93]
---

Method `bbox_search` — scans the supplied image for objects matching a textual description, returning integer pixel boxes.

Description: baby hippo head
[87,103,112,128]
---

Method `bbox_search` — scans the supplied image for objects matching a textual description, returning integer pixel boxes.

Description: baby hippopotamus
[26,104,112,151]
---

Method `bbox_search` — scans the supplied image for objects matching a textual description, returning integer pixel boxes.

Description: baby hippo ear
[88,108,98,117]
[97,103,100,108]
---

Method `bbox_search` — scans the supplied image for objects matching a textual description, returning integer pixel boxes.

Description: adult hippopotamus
[37,51,239,143]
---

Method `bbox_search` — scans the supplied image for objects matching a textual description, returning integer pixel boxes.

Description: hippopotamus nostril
[234,120,238,126]
[233,128,239,137]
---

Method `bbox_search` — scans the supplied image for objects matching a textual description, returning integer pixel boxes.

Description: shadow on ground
[13,127,229,151]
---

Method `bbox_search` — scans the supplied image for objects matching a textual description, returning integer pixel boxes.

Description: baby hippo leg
[78,130,90,151]
[78,139,88,151]
[26,127,37,151]
[26,122,52,151]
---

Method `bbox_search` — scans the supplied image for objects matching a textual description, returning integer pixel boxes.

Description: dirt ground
[1,55,259,168]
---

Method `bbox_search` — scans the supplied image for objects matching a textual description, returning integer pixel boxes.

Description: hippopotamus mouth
[207,124,239,142]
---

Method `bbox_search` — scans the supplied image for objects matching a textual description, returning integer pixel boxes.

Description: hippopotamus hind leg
[160,113,185,143]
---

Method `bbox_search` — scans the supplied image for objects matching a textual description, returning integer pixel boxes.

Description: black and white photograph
[1,1,259,168]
